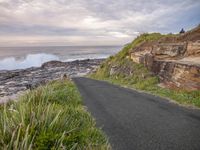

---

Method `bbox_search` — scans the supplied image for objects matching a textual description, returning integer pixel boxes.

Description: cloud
[0,0,199,46]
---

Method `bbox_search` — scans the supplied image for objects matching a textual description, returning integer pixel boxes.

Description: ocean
[0,46,122,70]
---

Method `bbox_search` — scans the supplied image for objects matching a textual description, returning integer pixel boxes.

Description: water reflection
[0,53,59,70]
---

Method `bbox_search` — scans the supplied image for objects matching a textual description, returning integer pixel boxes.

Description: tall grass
[0,80,110,149]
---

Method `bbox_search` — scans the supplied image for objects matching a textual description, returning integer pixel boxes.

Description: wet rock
[41,61,66,68]
[0,59,104,102]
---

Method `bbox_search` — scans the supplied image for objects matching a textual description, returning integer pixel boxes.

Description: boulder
[110,66,118,76]
[41,61,65,68]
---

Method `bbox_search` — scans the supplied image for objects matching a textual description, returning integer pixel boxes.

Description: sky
[0,0,200,46]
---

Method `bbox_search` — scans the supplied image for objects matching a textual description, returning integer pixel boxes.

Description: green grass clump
[90,33,200,108]
[112,33,165,61]
[0,80,110,149]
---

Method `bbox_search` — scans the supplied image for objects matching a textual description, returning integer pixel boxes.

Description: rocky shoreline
[0,59,104,103]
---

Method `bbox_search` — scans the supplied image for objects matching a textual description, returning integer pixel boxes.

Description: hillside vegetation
[0,80,110,149]
[90,33,200,107]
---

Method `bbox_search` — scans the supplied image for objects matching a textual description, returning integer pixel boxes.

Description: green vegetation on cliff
[91,33,165,89]
[90,33,200,107]
[0,80,110,149]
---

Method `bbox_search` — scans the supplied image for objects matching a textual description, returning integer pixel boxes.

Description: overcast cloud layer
[0,0,199,46]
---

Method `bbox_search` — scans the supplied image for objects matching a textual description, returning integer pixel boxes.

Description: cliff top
[157,25,200,43]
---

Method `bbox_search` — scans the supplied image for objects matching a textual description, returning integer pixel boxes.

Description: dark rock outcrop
[0,59,104,103]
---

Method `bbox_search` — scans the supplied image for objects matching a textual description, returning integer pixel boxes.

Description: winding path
[73,77,200,150]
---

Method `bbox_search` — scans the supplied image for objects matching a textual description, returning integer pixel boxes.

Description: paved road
[73,77,200,150]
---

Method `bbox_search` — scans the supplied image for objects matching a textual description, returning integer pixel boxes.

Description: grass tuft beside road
[0,80,110,149]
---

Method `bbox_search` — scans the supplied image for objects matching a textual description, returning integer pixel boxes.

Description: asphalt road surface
[73,77,200,150]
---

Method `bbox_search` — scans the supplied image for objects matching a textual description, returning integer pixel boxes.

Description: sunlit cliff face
[0,0,200,46]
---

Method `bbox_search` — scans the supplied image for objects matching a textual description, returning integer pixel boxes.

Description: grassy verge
[90,73,200,108]
[0,80,110,149]
[90,33,200,108]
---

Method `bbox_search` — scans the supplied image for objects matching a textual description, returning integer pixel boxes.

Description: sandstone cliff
[130,26,200,91]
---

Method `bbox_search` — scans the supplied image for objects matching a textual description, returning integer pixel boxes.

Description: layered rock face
[151,60,200,91]
[130,26,200,91]
[186,41,200,56]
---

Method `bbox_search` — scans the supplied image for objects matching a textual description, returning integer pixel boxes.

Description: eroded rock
[130,26,200,91]
[152,61,200,91]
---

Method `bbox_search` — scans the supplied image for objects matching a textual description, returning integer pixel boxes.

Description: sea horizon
[0,45,122,70]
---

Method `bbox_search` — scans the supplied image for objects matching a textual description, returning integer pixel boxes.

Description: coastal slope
[91,26,200,107]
